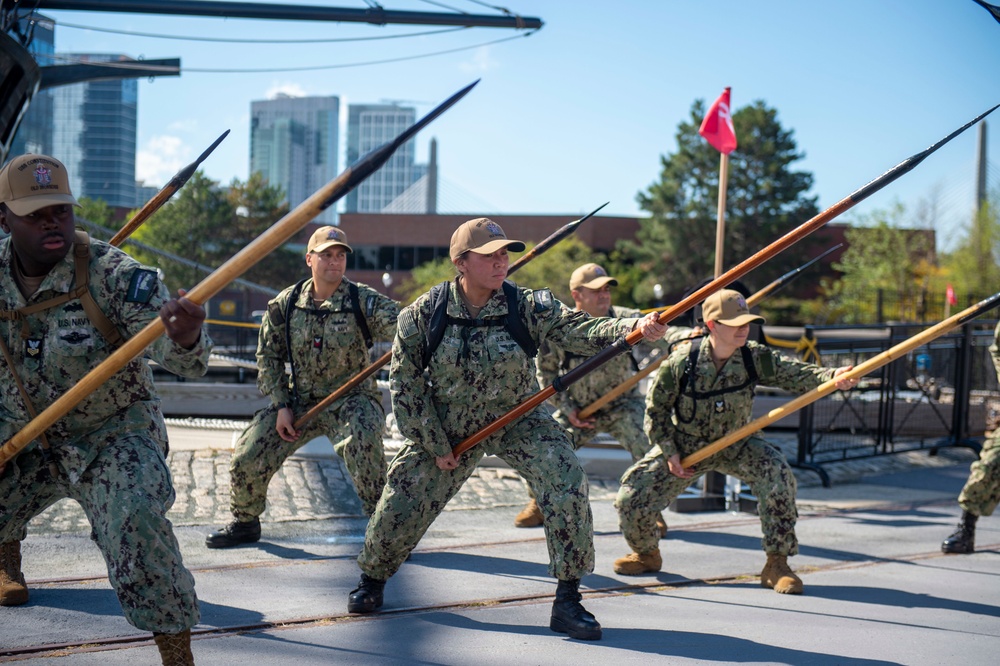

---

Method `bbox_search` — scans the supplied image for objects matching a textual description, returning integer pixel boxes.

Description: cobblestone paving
[22,429,977,536]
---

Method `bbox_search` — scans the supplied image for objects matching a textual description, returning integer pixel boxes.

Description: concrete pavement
[2,423,997,665]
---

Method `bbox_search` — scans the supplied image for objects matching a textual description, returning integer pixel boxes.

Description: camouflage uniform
[616,338,834,558]
[957,321,1000,517]
[0,237,211,633]
[357,281,641,581]
[536,306,695,458]
[229,278,398,518]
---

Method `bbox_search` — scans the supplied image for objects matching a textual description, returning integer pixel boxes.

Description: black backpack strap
[347,280,373,350]
[502,280,536,359]
[423,281,451,369]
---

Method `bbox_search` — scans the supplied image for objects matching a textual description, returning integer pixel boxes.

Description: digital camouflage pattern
[616,337,835,558]
[536,305,696,457]
[958,320,1000,516]
[0,237,211,633]
[358,280,642,582]
[229,277,398,518]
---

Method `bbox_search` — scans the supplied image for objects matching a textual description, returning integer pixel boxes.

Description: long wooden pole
[109,129,230,247]
[681,290,1000,468]
[581,244,844,418]
[713,152,729,278]
[0,80,478,468]
[293,201,608,429]
[450,104,998,458]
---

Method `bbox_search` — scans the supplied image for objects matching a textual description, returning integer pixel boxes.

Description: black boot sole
[347,596,383,614]
[205,534,261,549]
[550,615,602,641]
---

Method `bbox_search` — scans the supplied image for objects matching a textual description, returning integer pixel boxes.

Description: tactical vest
[266,277,374,407]
[675,340,772,425]
[0,230,124,348]
[422,280,537,369]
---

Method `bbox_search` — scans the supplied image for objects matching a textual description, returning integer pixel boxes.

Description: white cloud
[266,82,308,99]
[459,46,498,73]
[136,135,191,185]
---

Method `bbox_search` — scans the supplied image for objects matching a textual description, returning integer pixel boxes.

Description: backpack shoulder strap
[347,279,373,349]
[502,280,537,358]
[423,281,451,369]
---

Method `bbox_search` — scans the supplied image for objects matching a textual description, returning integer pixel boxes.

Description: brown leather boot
[514,499,543,528]
[760,554,803,594]
[154,629,195,666]
[0,540,29,606]
[613,550,662,575]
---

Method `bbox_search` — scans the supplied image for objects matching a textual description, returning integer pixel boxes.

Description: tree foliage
[623,99,820,303]
[941,195,1000,303]
[128,171,298,293]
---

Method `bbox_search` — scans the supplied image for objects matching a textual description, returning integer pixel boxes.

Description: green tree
[224,172,297,288]
[826,202,937,323]
[940,195,1000,304]
[624,99,820,303]
[76,196,117,240]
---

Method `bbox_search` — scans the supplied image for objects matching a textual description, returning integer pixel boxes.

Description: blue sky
[40,0,1000,249]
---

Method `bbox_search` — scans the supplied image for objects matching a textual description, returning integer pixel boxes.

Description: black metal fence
[785,320,998,486]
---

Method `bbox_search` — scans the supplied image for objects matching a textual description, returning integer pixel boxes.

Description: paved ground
[4,422,998,665]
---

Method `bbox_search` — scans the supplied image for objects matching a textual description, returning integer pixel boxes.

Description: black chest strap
[423,280,536,369]
[676,342,759,424]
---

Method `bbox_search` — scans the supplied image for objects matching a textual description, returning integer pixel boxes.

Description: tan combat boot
[154,629,195,666]
[613,550,662,575]
[514,499,544,528]
[0,540,29,606]
[760,554,803,594]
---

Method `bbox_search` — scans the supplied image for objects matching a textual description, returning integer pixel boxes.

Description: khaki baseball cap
[449,218,525,260]
[701,289,765,326]
[307,226,352,254]
[570,263,618,291]
[0,154,79,216]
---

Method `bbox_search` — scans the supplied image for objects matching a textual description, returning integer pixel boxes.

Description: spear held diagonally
[293,201,609,429]
[109,129,230,247]
[451,103,999,458]
[0,80,479,468]
[681,290,1000,468]
[579,243,844,419]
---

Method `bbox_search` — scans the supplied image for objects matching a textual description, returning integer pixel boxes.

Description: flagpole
[714,151,730,277]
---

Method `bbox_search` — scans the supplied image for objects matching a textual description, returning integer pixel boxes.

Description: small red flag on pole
[699,87,738,155]
[946,284,958,306]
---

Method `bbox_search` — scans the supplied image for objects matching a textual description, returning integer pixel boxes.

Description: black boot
[941,511,978,554]
[205,517,261,549]
[550,578,602,640]
[348,574,385,613]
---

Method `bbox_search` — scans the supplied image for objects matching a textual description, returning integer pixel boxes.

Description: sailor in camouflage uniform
[941,319,1000,554]
[515,263,696,534]
[206,226,398,548]
[0,154,210,664]
[347,218,666,641]
[613,289,856,594]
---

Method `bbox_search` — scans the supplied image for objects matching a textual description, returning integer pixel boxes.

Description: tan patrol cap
[0,154,79,216]
[307,225,352,254]
[449,218,525,260]
[701,289,765,326]
[570,263,618,291]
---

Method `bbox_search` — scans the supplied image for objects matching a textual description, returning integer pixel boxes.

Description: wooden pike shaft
[451,104,998,458]
[680,291,1000,468]
[0,81,478,467]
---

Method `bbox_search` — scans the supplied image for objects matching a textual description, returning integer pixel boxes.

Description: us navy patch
[25,338,42,357]
[60,330,92,345]
[126,268,158,304]
[532,288,554,313]
[365,295,377,317]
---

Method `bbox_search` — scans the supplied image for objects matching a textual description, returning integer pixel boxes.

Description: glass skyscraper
[344,104,419,213]
[250,94,340,225]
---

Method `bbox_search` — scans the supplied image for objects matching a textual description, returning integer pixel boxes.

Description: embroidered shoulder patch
[398,308,419,339]
[365,295,377,318]
[532,288,554,313]
[126,268,158,304]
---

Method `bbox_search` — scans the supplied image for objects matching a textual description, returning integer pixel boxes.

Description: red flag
[699,87,738,154]
[946,284,958,306]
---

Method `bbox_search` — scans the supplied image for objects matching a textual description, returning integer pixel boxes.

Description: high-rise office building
[7,12,55,157]
[250,94,339,225]
[50,53,137,208]
[344,104,420,213]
